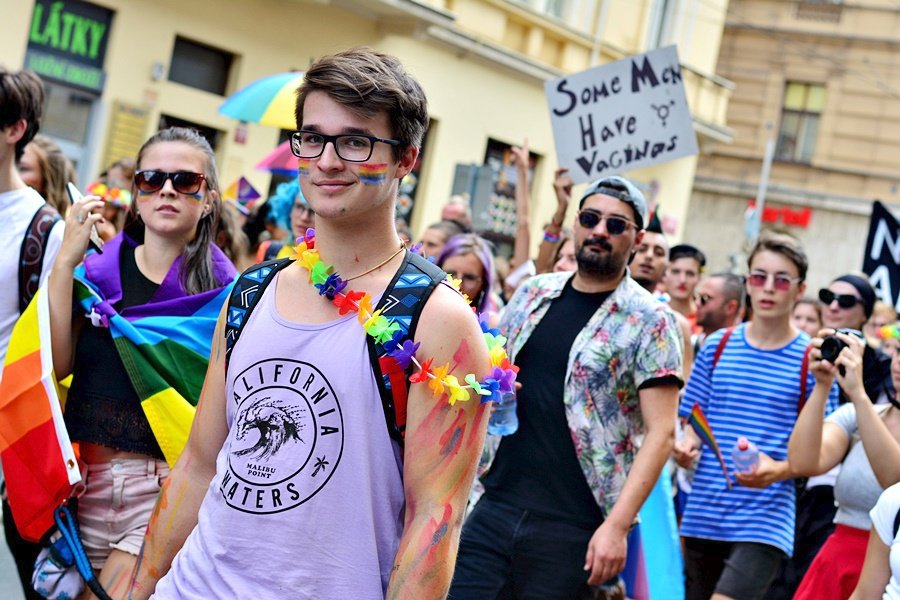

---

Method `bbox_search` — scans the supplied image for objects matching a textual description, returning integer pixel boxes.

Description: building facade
[686,0,900,292]
[2,0,732,249]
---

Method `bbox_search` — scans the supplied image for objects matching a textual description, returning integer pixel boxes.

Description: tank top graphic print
[154,271,405,599]
[224,356,343,513]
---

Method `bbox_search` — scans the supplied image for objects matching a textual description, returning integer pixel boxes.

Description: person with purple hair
[435,233,499,326]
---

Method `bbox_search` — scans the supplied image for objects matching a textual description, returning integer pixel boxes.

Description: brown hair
[26,135,76,213]
[747,231,808,281]
[294,47,428,160]
[0,67,45,161]
[133,127,223,294]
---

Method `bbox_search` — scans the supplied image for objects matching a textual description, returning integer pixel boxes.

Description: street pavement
[0,504,28,600]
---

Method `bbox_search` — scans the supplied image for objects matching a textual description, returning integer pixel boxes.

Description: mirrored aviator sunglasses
[135,170,206,195]
[818,288,860,309]
[577,211,632,235]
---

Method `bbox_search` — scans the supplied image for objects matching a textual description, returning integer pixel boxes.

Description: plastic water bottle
[488,391,518,436]
[732,437,759,474]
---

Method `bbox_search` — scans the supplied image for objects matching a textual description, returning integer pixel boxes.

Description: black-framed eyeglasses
[577,210,637,235]
[445,270,483,286]
[290,130,400,162]
[134,170,206,195]
[747,270,802,291]
[818,288,861,309]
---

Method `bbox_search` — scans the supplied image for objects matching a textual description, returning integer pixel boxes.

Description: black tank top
[64,242,165,459]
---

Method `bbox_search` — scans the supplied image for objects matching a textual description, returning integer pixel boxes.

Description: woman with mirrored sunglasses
[819,274,894,405]
[46,127,236,599]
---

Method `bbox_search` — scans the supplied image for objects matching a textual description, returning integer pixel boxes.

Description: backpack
[18,204,61,313]
[224,251,445,447]
[711,325,812,414]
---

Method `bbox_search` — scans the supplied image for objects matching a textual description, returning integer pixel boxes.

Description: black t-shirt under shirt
[65,242,164,459]
[483,280,610,529]
[483,278,681,528]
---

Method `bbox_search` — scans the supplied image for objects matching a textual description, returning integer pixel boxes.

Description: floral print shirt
[470,271,683,516]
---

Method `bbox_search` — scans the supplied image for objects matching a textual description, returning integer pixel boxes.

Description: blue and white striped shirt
[678,324,839,556]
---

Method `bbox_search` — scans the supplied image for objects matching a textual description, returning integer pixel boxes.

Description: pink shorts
[77,458,169,569]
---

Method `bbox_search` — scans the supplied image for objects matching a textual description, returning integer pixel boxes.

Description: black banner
[862,201,900,312]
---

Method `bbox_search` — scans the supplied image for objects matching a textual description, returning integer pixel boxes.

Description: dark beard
[576,237,626,277]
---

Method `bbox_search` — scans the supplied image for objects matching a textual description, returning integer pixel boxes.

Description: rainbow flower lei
[290,229,518,405]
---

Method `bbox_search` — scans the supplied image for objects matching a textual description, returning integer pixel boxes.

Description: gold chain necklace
[343,241,405,282]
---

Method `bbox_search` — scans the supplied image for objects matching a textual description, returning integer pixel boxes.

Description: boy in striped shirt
[674,232,838,600]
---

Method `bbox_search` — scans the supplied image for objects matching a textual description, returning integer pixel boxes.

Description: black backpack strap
[367,252,445,445]
[224,258,294,369]
[18,204,61,313]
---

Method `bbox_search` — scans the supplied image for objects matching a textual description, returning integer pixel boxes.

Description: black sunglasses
[577,210,636,235]
[134,170,206,195]
[818,288,861,309]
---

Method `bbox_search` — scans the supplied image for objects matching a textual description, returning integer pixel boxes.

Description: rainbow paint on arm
[289,228,519,405]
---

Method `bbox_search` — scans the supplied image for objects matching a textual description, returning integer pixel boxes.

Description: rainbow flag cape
[622,472,684,600]
[0,234,235,541]
[688,403,731,488]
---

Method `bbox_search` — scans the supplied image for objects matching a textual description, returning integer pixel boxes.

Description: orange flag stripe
[0,351,52,453]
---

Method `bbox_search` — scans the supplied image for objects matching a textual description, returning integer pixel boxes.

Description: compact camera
[820,328,864,363]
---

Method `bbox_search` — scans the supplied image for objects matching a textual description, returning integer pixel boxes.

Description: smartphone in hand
[66,182,104,255]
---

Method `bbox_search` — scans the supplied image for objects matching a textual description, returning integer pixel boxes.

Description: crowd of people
[1,46,900,600]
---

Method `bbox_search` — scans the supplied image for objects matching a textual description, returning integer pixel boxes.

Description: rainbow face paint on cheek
[297,158,311,179]
[358,163,388,185]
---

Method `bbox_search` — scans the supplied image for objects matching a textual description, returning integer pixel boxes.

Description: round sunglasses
[577,210,637,235]
[818,288,861,309]
[134,170,206,195]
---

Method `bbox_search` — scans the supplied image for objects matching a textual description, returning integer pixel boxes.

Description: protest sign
[863,201,900,311]
[545,45,699,184]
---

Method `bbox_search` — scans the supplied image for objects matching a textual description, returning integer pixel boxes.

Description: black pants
[767,485,837,600]
[3,498,43,600]
[449,497,616,599]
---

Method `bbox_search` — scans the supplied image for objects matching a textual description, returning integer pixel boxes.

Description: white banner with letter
[545,45,699,184]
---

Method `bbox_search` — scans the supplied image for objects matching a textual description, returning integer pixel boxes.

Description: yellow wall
[6,0,733,250]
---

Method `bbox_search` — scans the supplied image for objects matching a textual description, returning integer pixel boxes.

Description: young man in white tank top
[129,48,490,600]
